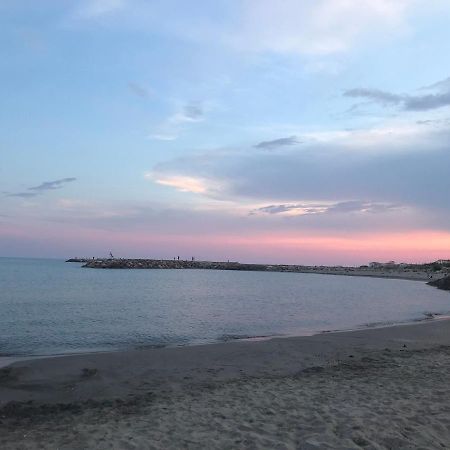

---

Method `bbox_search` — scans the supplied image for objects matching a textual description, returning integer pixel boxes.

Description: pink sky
[2,222,449,265]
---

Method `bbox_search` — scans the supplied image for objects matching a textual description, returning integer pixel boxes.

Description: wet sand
[2,318,450,448]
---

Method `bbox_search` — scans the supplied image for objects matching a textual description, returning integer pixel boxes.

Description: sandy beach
[2,317,450,449]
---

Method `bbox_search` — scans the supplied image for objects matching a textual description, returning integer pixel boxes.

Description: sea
[1,257,449,357]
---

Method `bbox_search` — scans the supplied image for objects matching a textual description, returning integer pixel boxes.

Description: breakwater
[75,258,448,281]
[82,258,284,271]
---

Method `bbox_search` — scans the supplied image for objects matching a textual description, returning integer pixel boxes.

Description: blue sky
[2,0,450,264]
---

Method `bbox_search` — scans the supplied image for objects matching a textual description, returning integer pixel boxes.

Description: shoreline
[3,314,450,407]
[4,317,450,447]
[1,307,448,370]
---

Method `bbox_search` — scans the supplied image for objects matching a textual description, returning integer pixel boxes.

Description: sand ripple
[2,347,450,449]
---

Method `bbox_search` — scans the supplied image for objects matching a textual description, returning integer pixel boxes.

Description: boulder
[428,275,450,291]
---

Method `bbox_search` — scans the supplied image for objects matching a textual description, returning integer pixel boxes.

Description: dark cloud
[404,93,450,111]
[254,136,300,150]
[152,126,450,214]
[5,178,77,199]
[29,177,77,192]
[344,76,450,111]
[128,82,151,99]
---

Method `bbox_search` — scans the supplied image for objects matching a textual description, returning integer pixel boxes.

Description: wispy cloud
[345,76,450,111]
[344,88,402,106]
[147,134,178,142]
[148,174,209,194]
[254,136,300,150]
[420,76,450,92]
[29,178,77,192]
[145,171,226,197]
[5,178,77,199]
[169,103,204,124]
[68,0,415,57]
[149,102,205,141]
[228,0,411,55]
[74,0,126,19]
[128,82,151,99]
[180,104,203,122]
[253,201,401,216]
[6,192,40,199]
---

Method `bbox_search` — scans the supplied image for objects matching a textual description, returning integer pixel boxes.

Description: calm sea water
[1,257,449,357]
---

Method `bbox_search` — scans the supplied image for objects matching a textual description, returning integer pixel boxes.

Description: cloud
[254,136,300,150]
[68,0,417,57]
[74,0,126,19]
[404,92,450,111]
[147,133,178,141]
[326,201,401,214]
[169,103,204,124]
[29,178,77,192]
[148,174,209,194]
[254,201,401,216]
[344,89,402,106]
[148,122,450,216]
[181,104,203,122]
[145,171,227,197]
[128,82,151,99]
[34,195,428,239]
[5,178,77,199]
[6,192,40,199]
[229,0,411,55]
[344,76,450,111]
[149,102,205,141]
[420,76,450,92]
[256,204,300,215]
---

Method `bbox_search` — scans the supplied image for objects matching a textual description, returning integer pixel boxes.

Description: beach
[2,318,450,449]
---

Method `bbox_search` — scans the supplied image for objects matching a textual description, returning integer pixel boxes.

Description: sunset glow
[1,1,450,264]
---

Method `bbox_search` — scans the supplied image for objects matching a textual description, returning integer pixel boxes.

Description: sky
[1,0,450,265]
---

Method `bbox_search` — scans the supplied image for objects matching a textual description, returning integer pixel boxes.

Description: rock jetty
[82,259,277,271]
[428,275,450,291]
[73,258,449,281]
